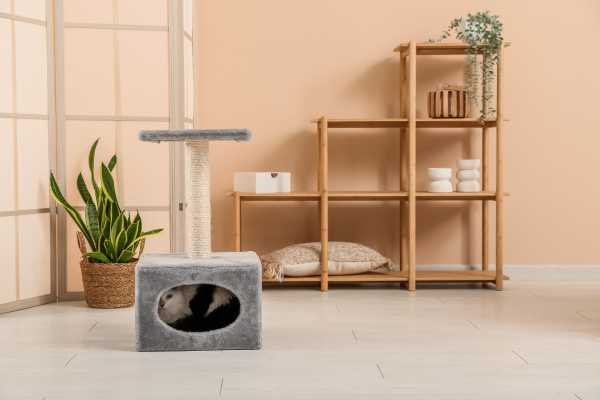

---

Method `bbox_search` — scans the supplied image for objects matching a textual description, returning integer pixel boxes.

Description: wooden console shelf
[310,118,497,129]
[233,41,507,292]
[263,270,509,285]
[235,191,504,202]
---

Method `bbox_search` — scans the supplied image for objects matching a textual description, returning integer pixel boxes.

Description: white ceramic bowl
[456,159,481,170]
[428,168,452,181]
[457,169,480,181]
[457,180,481,193]
[428,180,453,193]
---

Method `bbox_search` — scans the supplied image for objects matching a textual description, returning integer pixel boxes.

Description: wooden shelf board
[235,191,503,202]
[263,270,508,284]
[264,271,408,284]
[237,192,320,201]
[236,191,408,201]
[417,191,498,200]
[311,118,497,129]
[416,270,508,282]
[394,42,511,56]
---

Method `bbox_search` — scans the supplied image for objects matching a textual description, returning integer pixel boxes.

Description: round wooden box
[428,89,470,118]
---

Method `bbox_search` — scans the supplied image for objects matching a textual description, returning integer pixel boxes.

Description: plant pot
[77,232,144,309]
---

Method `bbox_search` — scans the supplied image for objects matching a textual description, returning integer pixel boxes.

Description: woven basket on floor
[77,232,145,309]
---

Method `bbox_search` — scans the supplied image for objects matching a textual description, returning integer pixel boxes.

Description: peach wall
[196,0,600,264]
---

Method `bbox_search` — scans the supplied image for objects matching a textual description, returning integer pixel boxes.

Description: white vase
[427,168,452,193]
[456,159,481,193]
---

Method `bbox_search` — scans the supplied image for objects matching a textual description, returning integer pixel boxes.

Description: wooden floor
[1,279,599,399]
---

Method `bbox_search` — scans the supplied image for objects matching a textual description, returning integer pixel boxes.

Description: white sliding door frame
[53,0,189,300]
[0,0,58,313]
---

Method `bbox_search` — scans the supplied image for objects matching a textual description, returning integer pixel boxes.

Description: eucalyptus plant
[431,11,504,119]
[50,139,162,263]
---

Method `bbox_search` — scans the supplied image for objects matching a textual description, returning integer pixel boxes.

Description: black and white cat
[158,284,240,332]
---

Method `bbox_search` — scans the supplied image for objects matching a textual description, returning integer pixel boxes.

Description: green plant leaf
[100,163,118,207]
[84,201,100,250]
[76,173,94,206]
[50,173,94,247]
[124,228,163,251]
[104,239,116,261]
[117,249,134,263]
[115,229,127,257]
[125,221,139,247]
[86,251,111,263]
[133,212,142,235]
[88,138,100,197]
[110,212,124,245]
[108,154,117,172]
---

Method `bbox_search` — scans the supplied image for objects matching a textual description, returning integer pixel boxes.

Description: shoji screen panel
[183,0,194,128]
[0,0,56,312]
[57,0,191,296]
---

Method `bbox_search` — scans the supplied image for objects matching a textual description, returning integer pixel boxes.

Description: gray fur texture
[139,129,251,142]
[135,252,262,352]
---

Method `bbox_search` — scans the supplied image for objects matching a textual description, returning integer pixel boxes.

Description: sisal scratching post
[136,128,261,352]
[139,129,251,256]
[187,140,211,256]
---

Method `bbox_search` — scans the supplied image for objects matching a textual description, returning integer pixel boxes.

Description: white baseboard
[0,294,56,314]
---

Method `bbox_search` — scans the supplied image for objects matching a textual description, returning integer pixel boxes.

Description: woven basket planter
[77,232,145,309]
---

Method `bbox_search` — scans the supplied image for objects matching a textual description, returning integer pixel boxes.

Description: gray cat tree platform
[135,129,261,352]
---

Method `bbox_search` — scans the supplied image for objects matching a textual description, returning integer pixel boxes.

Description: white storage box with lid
[234,172,291,193]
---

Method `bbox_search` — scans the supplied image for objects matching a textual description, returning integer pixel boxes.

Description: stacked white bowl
[428,168,453,192]
[456,159,481,192]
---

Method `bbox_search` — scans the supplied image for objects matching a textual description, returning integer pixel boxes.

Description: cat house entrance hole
[158,284,240,333]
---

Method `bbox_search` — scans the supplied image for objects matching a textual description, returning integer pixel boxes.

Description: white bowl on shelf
[456,159,481,170]
[457,169,480,181]
[428,168,452,181]
[457,180,481,192]
[428,180,453,193]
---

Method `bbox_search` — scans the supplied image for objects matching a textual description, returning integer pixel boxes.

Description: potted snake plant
[50,138,163,308]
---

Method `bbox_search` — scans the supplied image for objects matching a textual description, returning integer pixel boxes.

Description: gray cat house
[135,252,261,352]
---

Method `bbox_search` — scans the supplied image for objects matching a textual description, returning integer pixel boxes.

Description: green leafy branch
[430,11,504,119]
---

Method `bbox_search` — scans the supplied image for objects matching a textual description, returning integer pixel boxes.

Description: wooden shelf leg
[407,41,417,291]
[482,127,489,271]
[234,192,241,251]
[399,53,407,274]
[319,117,329,292]
[495,46,504,290]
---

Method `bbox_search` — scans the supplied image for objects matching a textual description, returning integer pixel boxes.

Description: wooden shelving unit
[233,41,508,291]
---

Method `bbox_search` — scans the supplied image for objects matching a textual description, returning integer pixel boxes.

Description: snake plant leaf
[100,163,118,207]
[124,228,163,251]
[84,201,100,250]
[49,173,93,246]
[117,249,135,263]
[133,212,142,235]
[86,251,111,263]
[110,212,124,245]
[101,214,111,243]
[124,212,131,228]
[76,173,94,206]
[108,154,117,172]
[88,138,100,197]
[125,221,139,248]
[104,238,116,260]
[115,229,127,257]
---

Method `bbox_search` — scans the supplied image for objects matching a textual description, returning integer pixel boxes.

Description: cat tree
[135,129,262,352]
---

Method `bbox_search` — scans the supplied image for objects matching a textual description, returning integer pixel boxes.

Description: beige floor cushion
[260,242,393,281]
